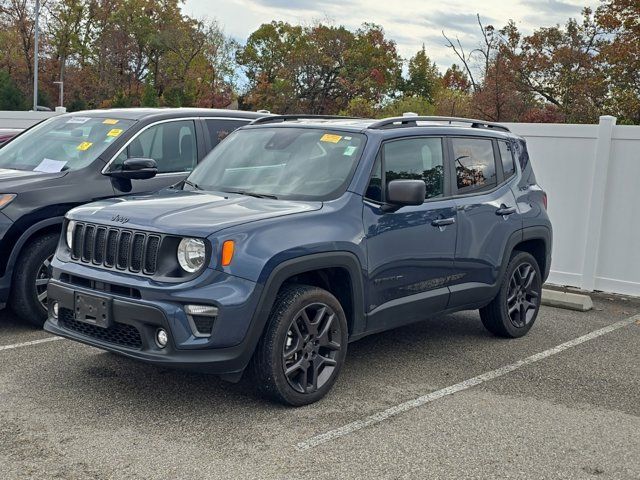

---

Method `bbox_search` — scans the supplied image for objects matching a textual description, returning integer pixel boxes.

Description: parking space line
[296,314,640,451]
[0,336,64,352]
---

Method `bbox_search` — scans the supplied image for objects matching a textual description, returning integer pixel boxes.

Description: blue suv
[44,115,551,406]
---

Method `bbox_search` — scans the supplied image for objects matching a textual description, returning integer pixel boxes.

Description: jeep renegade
[44,115,552,406]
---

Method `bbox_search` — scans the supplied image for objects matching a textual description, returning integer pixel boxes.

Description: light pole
[53,81,64,108]
[33,0,40,111]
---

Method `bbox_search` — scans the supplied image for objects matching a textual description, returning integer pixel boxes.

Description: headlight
[66,220,76,249]
[177,238,206,273]
[0,194,16,210]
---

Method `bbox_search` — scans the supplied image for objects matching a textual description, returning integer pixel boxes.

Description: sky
[183,0,600,71]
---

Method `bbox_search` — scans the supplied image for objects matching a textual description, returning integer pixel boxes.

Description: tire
[10,233,59,327]
[480,251,542,338]
[252,284,348,406]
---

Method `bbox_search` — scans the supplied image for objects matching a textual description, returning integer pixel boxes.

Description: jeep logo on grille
[111,214,130,224]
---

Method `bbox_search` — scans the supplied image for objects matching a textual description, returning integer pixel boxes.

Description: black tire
[480,251,542,338]
[251,284,348,406]
[10,233,59,327]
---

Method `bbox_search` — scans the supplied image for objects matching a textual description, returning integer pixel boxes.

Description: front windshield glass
[187,127,366,200]
[0,115,135,172]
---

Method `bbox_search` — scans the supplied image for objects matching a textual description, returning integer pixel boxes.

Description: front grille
[70,222,161,275]
[59,307,143,349]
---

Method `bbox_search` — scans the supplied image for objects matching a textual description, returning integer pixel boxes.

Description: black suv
[45,115,551,406]
[0,108,267,325]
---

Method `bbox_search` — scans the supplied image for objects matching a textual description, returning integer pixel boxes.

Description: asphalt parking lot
[1,293,639,479]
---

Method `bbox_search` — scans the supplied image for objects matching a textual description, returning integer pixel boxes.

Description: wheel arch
[504,226,552,283]
[253,252,365,343]
[3,217,64,278]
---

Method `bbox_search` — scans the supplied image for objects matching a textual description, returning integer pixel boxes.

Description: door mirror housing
[108,158,158,180]
[382,180,426,212]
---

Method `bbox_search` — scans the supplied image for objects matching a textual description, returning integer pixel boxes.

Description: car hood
[0,168,67,190]
[67,188,323,237]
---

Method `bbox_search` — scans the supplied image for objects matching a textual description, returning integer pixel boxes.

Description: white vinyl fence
[1,111,638,296]
[507,116,640,297]
[0,110,60,129]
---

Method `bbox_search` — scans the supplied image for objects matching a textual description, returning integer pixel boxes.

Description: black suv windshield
[187,127,366,200]
[0,115,135,172]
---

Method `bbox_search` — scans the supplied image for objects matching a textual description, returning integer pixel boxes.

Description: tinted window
[382,137,444,199]
[452,138,497,191]
[112,120,197,174]
[206,119,248,147]
[498,141,515,179]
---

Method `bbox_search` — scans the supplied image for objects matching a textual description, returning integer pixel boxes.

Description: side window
[111,120,197,174]
[383,137,444,199]
[452,138,497,192]
[365,154,383,202]
[206,119,248,148]
[498,141,516,179]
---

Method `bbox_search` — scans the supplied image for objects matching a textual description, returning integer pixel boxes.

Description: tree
[0,69,26,109]
[403,45,440,103]
[596,0,640,123]
[442,64,470,92]
[500,11,607,123]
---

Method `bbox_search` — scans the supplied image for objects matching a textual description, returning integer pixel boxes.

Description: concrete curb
[541,289,593,312]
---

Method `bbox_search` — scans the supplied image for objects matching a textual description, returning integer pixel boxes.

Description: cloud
[249,0,356,12]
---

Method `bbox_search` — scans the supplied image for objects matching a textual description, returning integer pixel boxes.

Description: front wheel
[480,251,542,338]
[10,233,59,327]
[252,284,348,406]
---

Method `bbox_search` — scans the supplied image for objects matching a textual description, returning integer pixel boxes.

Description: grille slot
[59,308,142,349]
[70,222,161,275]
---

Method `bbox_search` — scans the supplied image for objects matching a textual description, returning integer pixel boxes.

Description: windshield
[187,127,366,200]
[0,115,135,172]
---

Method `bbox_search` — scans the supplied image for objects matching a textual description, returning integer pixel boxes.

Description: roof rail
[249,114,359,125]
[368,115,510,132]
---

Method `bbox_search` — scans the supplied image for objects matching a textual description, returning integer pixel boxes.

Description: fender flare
[235,251,366,371]
[500,225,552,283]
[4,217,64,278]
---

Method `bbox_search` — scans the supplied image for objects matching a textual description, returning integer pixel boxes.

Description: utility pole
[33,0,40,111]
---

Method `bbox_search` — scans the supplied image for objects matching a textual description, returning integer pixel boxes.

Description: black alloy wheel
[282,302,342,394]
[506,262,540,328]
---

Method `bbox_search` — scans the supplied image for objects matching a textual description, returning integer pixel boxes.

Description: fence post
[581,115,616,291]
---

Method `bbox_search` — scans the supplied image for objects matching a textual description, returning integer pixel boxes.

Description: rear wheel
[11,233,59,327]
[252,284,348,406]
[480,251,542,338]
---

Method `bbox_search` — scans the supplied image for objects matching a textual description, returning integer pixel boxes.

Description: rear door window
[205,119,250,148]
[452,138,497,193]
[498,141,516,179]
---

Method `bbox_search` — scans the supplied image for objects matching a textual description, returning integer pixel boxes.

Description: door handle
[431,217,455,227]
[495,206,517,216]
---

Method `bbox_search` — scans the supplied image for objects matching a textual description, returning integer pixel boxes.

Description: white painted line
[0,336,64,352]
[297,314,640,451]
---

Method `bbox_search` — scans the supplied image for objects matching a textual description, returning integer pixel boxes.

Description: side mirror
[108,158,158,180]
[382,180,426,212]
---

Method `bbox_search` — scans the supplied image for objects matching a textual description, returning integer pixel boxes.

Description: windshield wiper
[183,179,202,191]
[222,189,278,200]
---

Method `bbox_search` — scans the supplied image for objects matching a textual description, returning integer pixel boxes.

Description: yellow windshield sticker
[103,119,119,125]
[320,133,342,143]
[77,142,93,151]
[107,128,123,137]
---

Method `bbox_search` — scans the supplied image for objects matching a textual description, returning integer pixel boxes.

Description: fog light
[155,328,168,348]
[52,302,59,319]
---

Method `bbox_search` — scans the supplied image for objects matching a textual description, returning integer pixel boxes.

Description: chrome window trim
[101,116,255,174]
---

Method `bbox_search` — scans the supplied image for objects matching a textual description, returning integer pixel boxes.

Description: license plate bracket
[74,292,112,328]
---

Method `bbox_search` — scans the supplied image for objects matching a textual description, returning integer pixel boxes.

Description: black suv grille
[71,222,161,275]
[59,308,143,349]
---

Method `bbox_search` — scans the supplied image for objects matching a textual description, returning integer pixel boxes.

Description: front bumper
[44,266,264,376]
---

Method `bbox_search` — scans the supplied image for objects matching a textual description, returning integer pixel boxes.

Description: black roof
[62,108,268,121]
